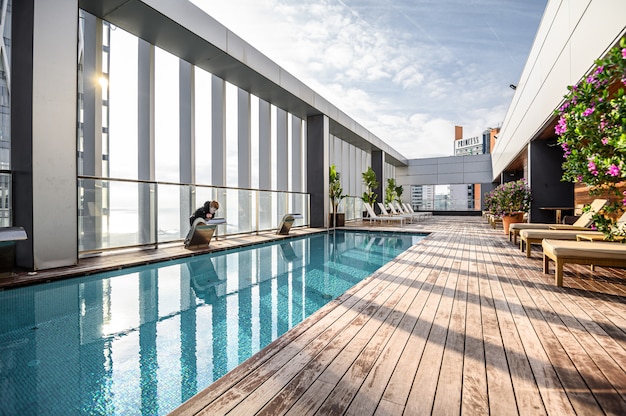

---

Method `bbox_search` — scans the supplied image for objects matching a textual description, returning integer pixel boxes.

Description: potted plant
[554,37,626,241]
[488,179,532,234]
[385,178,398,204]
[395,183,404,204]
[361,166,379,217]
[329,164,346,227]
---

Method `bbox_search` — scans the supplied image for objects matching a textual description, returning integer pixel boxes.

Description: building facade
[8,0,406,271]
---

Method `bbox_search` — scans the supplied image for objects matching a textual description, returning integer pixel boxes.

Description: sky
[190,0,547,159]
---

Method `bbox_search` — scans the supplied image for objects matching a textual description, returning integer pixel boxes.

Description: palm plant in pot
[488,179,532,234]
[361,166,379,217]
[329,164,346,227]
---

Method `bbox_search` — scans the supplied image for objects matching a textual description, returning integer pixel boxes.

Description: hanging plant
[554,37,626,240]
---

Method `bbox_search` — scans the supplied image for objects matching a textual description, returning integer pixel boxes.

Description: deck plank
[461,231,489,416]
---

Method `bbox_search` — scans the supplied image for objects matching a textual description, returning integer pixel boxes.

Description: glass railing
[0,172,11,227]
[411,198,479,211]
[78,176,310,253]
[342,196,365,222]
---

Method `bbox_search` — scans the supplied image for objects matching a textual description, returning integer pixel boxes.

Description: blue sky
[191,0,546,159]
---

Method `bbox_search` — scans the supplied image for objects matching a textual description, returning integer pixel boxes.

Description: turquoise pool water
[0,230,424,415]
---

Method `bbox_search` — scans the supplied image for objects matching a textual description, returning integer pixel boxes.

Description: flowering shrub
[484,179,532,217]
[554,37,626,241]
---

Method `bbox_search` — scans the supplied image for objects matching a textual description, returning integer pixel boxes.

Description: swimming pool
[0,230,424,415]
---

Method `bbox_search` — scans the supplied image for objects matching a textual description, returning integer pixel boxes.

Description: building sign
[455,135,485,155]
[455,136,482,149]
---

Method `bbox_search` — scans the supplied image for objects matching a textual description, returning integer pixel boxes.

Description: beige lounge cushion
[548,224,592,230]
[509,223,551,231]
[542,239,626,260]
[520,229,585,240]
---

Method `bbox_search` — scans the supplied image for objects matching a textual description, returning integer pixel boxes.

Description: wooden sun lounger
[509,198,608,244]
[519,228,591,257]
[542,239,626,286]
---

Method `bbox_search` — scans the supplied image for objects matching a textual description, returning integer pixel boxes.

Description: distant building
[454,125,499,156]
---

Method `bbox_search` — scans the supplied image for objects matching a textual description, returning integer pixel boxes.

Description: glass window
[194,66,212,185]
[154,47,179,182]
[108,26,138,179]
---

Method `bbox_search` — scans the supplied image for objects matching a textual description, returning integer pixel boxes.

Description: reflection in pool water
[0,230,424,415]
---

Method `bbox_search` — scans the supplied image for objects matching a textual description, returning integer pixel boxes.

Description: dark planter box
[328,213,345,227]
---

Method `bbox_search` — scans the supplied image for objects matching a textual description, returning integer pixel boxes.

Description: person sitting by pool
[189,200,220,226]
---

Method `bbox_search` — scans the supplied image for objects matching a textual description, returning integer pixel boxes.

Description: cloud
[190,0,544,159]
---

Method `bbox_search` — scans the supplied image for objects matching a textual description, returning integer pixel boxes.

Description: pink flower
[602,137,609,145]
[622,48,626,59]
[582,106,595,116]
[555,116,567,135]
[587,160,598,176]
[608,164,621,177]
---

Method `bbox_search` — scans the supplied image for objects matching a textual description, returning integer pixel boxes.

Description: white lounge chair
[403,203,432,219]
[363,202,405,226]
[381,202,414,223]
[393,201,423,222]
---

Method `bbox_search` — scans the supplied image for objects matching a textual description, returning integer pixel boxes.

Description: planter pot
[501,212,524,234]
[328,213,345,227]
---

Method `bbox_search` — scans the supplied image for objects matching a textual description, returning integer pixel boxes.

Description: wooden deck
[4,216,626,415]
[168,216,626,416]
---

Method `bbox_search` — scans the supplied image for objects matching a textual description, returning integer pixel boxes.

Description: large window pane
[109,27,138,179]
[155,48,179,182]
[195,67,212,185]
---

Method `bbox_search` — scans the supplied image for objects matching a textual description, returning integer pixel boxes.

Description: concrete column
[306,114,329,227]
[371,150,385,209]
[276,108,288,191]
[238,89,251,231]
[211,75,226,186]
[291,115,302,192]
[258,99,271,190]
[138,39,156,245]
[179,59,194,235]
[12,0,78,269]
[80,13,101,177]
[78,14,102,250]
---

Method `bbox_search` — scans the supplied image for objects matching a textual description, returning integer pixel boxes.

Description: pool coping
[0,225,430,290]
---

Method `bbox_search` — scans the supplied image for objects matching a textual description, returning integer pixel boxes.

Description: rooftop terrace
[4,216,626,414]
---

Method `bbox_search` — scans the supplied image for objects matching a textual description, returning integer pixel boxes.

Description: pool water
[0,230,424,415]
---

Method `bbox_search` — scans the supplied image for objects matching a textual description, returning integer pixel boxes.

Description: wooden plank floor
[164,216,626,416]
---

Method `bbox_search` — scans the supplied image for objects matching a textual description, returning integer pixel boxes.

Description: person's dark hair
[203,201,211,211]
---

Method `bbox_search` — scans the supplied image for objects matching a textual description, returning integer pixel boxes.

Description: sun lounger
[393,201,424,222]
[382,202,414,223]
[403,203,432,218]
[509,199,608,244]
[520,228,587,257]
[364,203,405,226]
[520,210,626,257]
[542,239,626,286]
